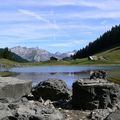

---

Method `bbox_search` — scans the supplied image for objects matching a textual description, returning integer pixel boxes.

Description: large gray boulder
[72,79,119,110]
[32,79,71,101]
[0,77,32,101]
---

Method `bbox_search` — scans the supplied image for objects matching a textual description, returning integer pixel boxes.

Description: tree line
[0,47,10,59]
[72,25,120,59]
[0,47,28,62]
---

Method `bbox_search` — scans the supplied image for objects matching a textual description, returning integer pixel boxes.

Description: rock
[25,93,34,100]
[8,103,19,110]
[0,99,64,120]
[0,77,32,101]
[38,97,44,103]
[72,79,119,110]
[104,110,120,120]
[29,115,43,120]
[88,109,110,120]
[20,97,28,104]
[32,79,71,101]
[53,99,72,109]
[90,70,107,79]
[0,110,13,119]
[0,98,15,103]
[43,99,52,106]
[1,116,17,120]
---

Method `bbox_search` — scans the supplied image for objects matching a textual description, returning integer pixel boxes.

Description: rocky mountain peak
[10,46,76,62]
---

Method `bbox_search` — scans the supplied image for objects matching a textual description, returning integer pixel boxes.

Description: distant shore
[0,58,120,67]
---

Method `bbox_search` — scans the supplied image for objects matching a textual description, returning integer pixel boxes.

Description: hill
[73,25,120,59]
[96,46,120,64]
[0,48,28,63]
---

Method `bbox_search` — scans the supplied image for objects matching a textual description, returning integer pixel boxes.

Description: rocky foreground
[0,77,120,120]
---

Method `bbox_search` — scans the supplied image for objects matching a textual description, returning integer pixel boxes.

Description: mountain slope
[10,46,53,62]
[54,50,76,59]
[11,46,76,62]
[97,46,120,63]
[73,25,120,59]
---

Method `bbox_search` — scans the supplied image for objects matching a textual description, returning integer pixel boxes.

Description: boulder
[32,79,71,101]
[0,99,64,120]
[72,79,119,110]
[0,77,32,101]
[104,110,120,120]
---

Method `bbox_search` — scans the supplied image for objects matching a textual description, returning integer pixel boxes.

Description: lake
[8,65,120,88]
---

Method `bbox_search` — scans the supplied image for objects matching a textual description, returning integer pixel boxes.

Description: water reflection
[15,71,89,88]
[10,65,120,73]
[0,65,9,72]
[5,65,120,88]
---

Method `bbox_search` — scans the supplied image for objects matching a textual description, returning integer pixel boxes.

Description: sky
[0,0,120,53]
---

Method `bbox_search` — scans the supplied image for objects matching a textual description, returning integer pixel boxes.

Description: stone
[88,109,110,120]
[29,115,42,120]
[72,79,119,110]
[43,99,52,106]
[25,93,34,100]
[0,77,32,101]
[20,97,28,104]
[8,103,19,110]
[32,79,71,101]
[1,116,17,120]
[90,70,107,79]
[0,100,64,120]
[104,110,120,120]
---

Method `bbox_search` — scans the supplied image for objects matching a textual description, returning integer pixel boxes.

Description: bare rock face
[72,79,119,110]
[0,77,32,102]
[32,79,71,101]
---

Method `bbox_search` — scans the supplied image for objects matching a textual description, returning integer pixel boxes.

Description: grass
[0,58,120,67]
[0,58,22,67]
[96,46,120,64]
[0,71,18,77]
[107,70,120,84]
[0,58,95,66]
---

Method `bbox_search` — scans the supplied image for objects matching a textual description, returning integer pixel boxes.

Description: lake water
[8,65,120,88]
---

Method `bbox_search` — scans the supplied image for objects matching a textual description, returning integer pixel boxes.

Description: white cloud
[61,11,120,20]
[18,9,50,23]
[78,0,120,10]
[0,0,76,7]
[1,0,120,11]
[18,9,61,30]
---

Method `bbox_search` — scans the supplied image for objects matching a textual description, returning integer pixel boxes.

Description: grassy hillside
[107,70,120,84]
[96,46,120,64]
[0,58,22,66]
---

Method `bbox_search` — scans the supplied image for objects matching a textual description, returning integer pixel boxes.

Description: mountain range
[10,46,76,62]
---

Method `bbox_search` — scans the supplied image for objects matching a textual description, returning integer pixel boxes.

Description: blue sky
[0,0,120,53]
